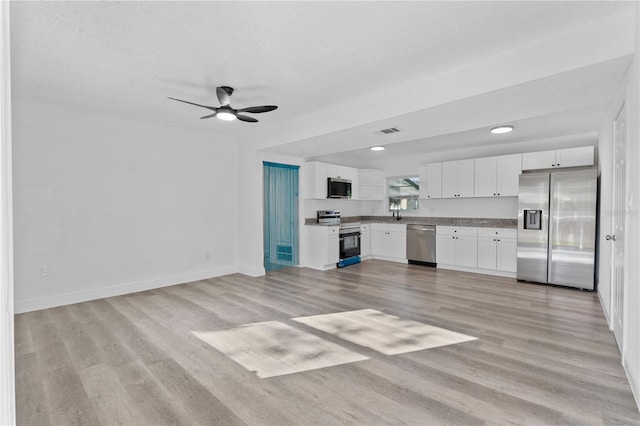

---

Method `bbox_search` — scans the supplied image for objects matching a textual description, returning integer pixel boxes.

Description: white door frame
[610,85,628,356]
[0,1,15,424]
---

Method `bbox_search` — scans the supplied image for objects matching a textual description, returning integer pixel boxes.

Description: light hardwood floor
[15,260,640,425]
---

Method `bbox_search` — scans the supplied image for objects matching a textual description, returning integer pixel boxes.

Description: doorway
[263,162,299,272]
[611,101,626,350]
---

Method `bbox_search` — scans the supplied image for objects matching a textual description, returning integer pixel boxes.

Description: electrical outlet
[40,265,49,277]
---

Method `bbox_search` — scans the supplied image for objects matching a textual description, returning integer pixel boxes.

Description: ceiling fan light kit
[216,110,236,121]
[169,86,277,123]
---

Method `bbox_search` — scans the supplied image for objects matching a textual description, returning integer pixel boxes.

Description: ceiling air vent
[378,127,400,135]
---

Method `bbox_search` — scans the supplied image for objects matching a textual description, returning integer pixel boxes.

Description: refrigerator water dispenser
[524,210,542,230]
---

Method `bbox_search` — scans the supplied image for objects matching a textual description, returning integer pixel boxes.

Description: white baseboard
[437,264,517,278]
[238,265,266,277]
[598,291,613,329]
[623,358,640,412]
[14,265,239,313]
[370,255,408,264]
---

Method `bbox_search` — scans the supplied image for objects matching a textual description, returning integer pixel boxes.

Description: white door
[611,102,626,350]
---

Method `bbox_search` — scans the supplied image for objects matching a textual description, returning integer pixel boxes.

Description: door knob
[606,234,616,241]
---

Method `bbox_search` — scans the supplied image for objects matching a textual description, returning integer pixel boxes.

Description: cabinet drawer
[327,226,339,235]
[386,224,406,233]
[436,226,477,237]
[477,228,517,238]
[370,223,387,232]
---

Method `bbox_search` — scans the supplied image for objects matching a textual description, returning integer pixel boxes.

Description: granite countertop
[305,215,517,228]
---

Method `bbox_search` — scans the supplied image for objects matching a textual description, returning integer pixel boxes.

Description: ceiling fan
[168,86,277,123]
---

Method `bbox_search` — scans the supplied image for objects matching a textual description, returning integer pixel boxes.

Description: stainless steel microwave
[327,177,352,198]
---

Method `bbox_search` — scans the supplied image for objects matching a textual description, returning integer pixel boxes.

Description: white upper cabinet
[442,159,474,198]
[474,154,522,197]
[522,146,593,170]
[305,161,359,199]
[555,146,594,168]
[522,150,556,170]
[419,163,442,199]
[496,154,523,196]
[358,169,384,200]
[306,161,328,199]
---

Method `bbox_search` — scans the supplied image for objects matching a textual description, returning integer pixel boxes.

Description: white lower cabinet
[305,225,340,270]
[436,226,517,277]
[360,224,371,258]
[370,223,406,262]
[436,226,477,268]
[477,228,517,272]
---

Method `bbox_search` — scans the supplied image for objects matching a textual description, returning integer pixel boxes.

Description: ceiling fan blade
[236,105,278,114]
[236,114,258,123]
[200,113,217,119]
[168,97,217,111]
[216,87,231,106]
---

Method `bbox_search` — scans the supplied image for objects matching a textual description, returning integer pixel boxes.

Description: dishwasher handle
[407,225,436,232]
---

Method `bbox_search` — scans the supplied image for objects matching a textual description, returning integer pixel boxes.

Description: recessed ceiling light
[490,125,514,134]
[370,146,386,151]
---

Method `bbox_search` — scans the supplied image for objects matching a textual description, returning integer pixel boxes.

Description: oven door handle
[339,231,361,237]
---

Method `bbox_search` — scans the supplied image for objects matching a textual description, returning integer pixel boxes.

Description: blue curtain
[263,162,299,272]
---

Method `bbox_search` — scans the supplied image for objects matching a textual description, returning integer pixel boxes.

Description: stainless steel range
[316,210,361,268]
[339,222,361,267]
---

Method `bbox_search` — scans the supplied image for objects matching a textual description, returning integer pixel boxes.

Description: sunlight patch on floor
[293,309,477,355]
[193,321,369,378]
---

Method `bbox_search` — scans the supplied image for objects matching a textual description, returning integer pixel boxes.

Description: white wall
[12,99,239,312]
[623,4,640,407]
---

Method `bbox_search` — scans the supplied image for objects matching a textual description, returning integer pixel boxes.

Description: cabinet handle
[493,193,496,196]
[497,193,500,196]
[497,239,500,242]
[556,163,560,167]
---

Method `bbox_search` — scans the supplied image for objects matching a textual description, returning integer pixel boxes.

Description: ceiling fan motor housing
[220,86,234,96]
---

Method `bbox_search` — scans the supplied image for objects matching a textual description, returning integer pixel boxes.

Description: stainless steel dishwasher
[406,224,436,267]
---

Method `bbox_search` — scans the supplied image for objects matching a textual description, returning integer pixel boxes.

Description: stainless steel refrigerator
[517,168,597,290]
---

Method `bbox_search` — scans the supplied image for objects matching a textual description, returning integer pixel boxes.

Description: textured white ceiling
[9,1,637,162]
